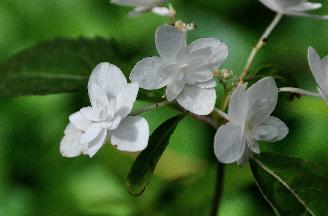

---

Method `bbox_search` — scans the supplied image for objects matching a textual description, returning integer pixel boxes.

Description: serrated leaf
[250,152,328,216]
[125,114,185,196]
[0,37,133,96]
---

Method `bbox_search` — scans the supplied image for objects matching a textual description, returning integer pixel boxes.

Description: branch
[130,100,170,116]
[279,87,322,98]
[213,108,229,122]
[186,112,218,129]
[210,163,225,216]
[239,13,283,81]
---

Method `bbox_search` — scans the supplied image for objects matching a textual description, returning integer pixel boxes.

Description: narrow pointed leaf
[250,152,328,216]
[125,114,185,196]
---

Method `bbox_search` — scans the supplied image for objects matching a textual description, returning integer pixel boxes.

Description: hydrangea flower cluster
[214,78,289,165]
[61,0,328,168]
[259,0,328,19]
[111,0,175,17]
[60,63,149,157]
[308,47,328,104]
[60,23,290,166]
[130,25,228,115]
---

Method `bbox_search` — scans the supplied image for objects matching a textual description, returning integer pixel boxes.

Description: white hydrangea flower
[259,0,328,19]
[308,47,328,103]
[130,25,229,115]
[111,0,173,17]
[60,63,149,158]
[214,77,289,165]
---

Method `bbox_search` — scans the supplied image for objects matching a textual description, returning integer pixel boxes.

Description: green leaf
[125,114,185,196]
[0,37,134,96]
[250,152,328,216]
[247,65,298,88]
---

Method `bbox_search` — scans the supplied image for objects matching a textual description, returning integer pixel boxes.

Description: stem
[186,111,218,129]
[210,163,224,216]
[130,100,170,116]
[213,108,229,122]
[279,87,322,98]
[174,104,218,128]
[239,13,283,81]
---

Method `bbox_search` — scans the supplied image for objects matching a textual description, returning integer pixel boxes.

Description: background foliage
[0,0,327,215]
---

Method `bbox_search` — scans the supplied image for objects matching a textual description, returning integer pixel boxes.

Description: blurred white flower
[259,0,328,19]
[308,47,328,103]
[111,0,174,17]
[60,63,149,158]
[130,25,228,115]
[214,77,289,165]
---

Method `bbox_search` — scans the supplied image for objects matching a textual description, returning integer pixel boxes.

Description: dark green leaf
[0,37,134,96]
[250,152,328,216]
[137,89,166,103]
[125,114,185,196]
[247,65,298,88]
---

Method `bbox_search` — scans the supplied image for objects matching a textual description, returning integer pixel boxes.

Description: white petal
[151,7,173,17]
[87,82,110,109]
[308,47,328,92]
[127,10,144,17]
[237,146,252,165]
[60,123,85,158]
[246,77,278,125]
[188,38,229,70]
[176,46,190,64]
[80,106,103,122]
[85,128,107,157]
[88,63,127,100]
[155,25,187,60]
[259,0,281,12]
[110,116,149,152]
[158,64,180,79]
[109,116,122,131]
[228,85,249,126]
[104,98,117,121]
[246,137,260,154]
[166,80,185,102]
[111,0,144,6]
[189,47,213,62]
[214,123,245,164]
[81,100,116,122]
[176,85,216,115]
[318,87,328,104]
[69,111,92,131]
[80,124,104,145]
[115,82,139,119]
[195,79,217,89]
[322,56,328,76]
[111,0,160,7]
[260,0,327,18]
[130,57,169,90]
[288,2,322,11]
[253,125,278,141]
[79,124,107,157]
[253,116,289,142]
[287,12,328,19]
[185,70,213,84]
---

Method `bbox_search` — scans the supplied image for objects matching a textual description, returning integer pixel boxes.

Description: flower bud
[175,20,195,32]
[222,69,233,79]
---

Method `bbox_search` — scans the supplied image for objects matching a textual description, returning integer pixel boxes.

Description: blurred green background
[0,0,328,215]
